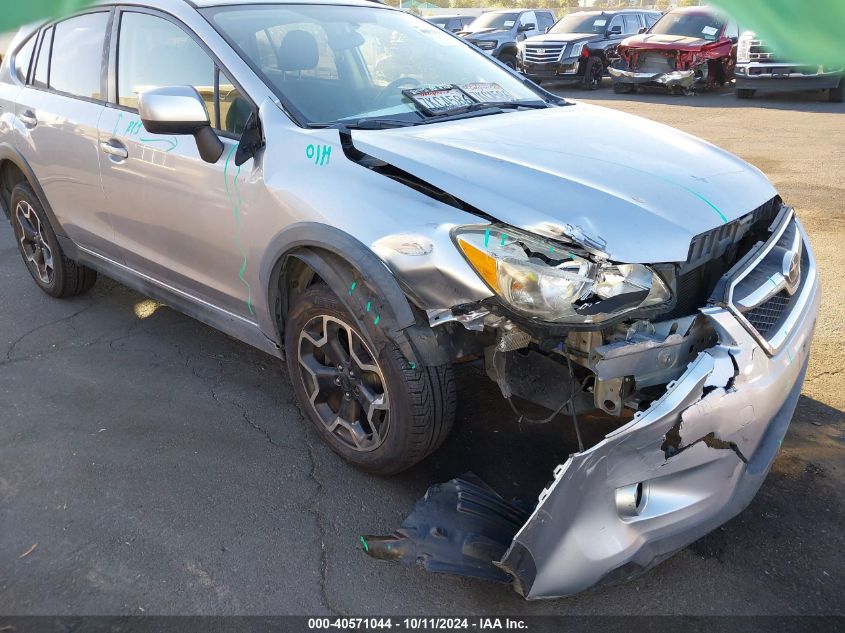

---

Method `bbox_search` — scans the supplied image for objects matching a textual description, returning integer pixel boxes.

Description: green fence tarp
[712,0,845,65]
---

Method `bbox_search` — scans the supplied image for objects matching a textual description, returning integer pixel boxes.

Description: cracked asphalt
[1,86,843,616]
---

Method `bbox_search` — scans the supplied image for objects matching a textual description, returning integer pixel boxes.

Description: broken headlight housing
[453,225,671,324]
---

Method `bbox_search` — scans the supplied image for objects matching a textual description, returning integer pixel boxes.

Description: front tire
[580,56,604,90]
[10,183,97,298]
[499,54,517,70]
[285,283,455,475]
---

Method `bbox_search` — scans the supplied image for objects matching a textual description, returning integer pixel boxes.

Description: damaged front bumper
[499,243,820,598]
[608,65,696,89]
[365,211,820,599]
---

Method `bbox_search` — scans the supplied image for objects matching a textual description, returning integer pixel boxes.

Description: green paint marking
[359,536,369,553]
[500,233,507,247]
[373,315,381,326]
[348,281,357,296]
[224,143,255,316]
[124,119,143,136]
[567,251,576,260]
[366,301,371,312]
[526,149,729,224]
[549,246,556,253]
[139,137,178,152]
[410,362,417,370]
[769,276,779,287]
[111,112,123,138]
[387,544,392,551]
[787,349,794,365]
[484,228,490,249]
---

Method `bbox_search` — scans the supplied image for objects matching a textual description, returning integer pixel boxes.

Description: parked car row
[429,6,844,102]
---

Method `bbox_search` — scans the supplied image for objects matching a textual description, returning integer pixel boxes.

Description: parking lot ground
[0,84,843,616]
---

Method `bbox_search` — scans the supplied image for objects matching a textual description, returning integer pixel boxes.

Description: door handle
[19,110,37,128]
[100,140,128,160]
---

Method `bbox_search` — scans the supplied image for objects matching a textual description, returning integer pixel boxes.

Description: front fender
[260,222,447,367]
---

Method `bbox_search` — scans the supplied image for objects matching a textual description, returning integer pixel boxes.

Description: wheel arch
[0,144,61,234]
[261,222,448,367]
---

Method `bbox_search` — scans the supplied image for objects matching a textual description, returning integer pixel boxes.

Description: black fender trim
[0,142,64,236]
[261,222,448,367]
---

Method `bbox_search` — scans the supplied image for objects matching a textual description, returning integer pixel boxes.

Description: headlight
[453,224,671,324]
[477,40,497,51]
[569,42,584,58]
[737,31,755,63]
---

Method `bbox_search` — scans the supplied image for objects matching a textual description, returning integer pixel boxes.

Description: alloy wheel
[297,315,390,452]
[15,201,54,284]
[590,62,603,89]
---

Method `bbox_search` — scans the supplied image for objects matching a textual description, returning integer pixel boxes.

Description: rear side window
[50,12,109,100]
[14,35,36,83]
[32,27,53,89]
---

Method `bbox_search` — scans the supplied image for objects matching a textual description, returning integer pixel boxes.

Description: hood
[524,32,594,45]
[462,28,509,38]
[622,33,716,52]
[350,103,777,264]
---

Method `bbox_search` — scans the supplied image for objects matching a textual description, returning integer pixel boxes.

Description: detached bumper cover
[608,65,696,88]
[499,266,820,598]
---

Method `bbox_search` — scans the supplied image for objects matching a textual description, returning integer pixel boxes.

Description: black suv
[518,9,661,88]
[426,14,475,34]
[460,9,557,69]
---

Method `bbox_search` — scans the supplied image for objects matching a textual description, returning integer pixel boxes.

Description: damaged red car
[609,6,739,94]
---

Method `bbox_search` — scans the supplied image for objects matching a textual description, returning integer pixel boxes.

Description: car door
[97,8,259,318]
[13,11,117,259]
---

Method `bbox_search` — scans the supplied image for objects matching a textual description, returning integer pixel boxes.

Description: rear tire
[285,283,455,475]
[580,56,604,90]
[737,88,756,99]
[829,79,843,103]
[10,183,97,298]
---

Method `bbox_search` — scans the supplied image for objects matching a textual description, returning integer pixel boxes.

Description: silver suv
[0,0,821,599]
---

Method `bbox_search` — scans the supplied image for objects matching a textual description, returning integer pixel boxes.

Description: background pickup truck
[736,31,844,102]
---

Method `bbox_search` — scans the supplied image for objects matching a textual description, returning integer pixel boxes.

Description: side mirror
[138,85,224,164]
[608,25,622,35]
[638,27,647,34]
[518,23,535,32]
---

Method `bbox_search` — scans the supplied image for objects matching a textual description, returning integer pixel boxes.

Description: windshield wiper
[425,100,549,119]
[330,117,423,130]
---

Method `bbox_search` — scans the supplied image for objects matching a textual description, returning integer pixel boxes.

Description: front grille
[743,291,791,337]
[524,44,565,63]
[748,39,784,63]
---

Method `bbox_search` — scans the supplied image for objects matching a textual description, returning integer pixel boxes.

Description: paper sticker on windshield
[403,85,476,114]
[701,26,718,36]
[503,20,515,27]
[460,83,513,104]
[594,19,607,26]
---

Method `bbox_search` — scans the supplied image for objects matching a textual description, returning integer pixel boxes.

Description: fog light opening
[616,482,647,518]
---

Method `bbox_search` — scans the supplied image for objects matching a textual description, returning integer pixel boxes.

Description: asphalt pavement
[0,83,843,616]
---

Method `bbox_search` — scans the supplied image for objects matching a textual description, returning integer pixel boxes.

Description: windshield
[649,12,725,40]
[549,13,611,35]
[468,12,519,31]
[204,4,541,126]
